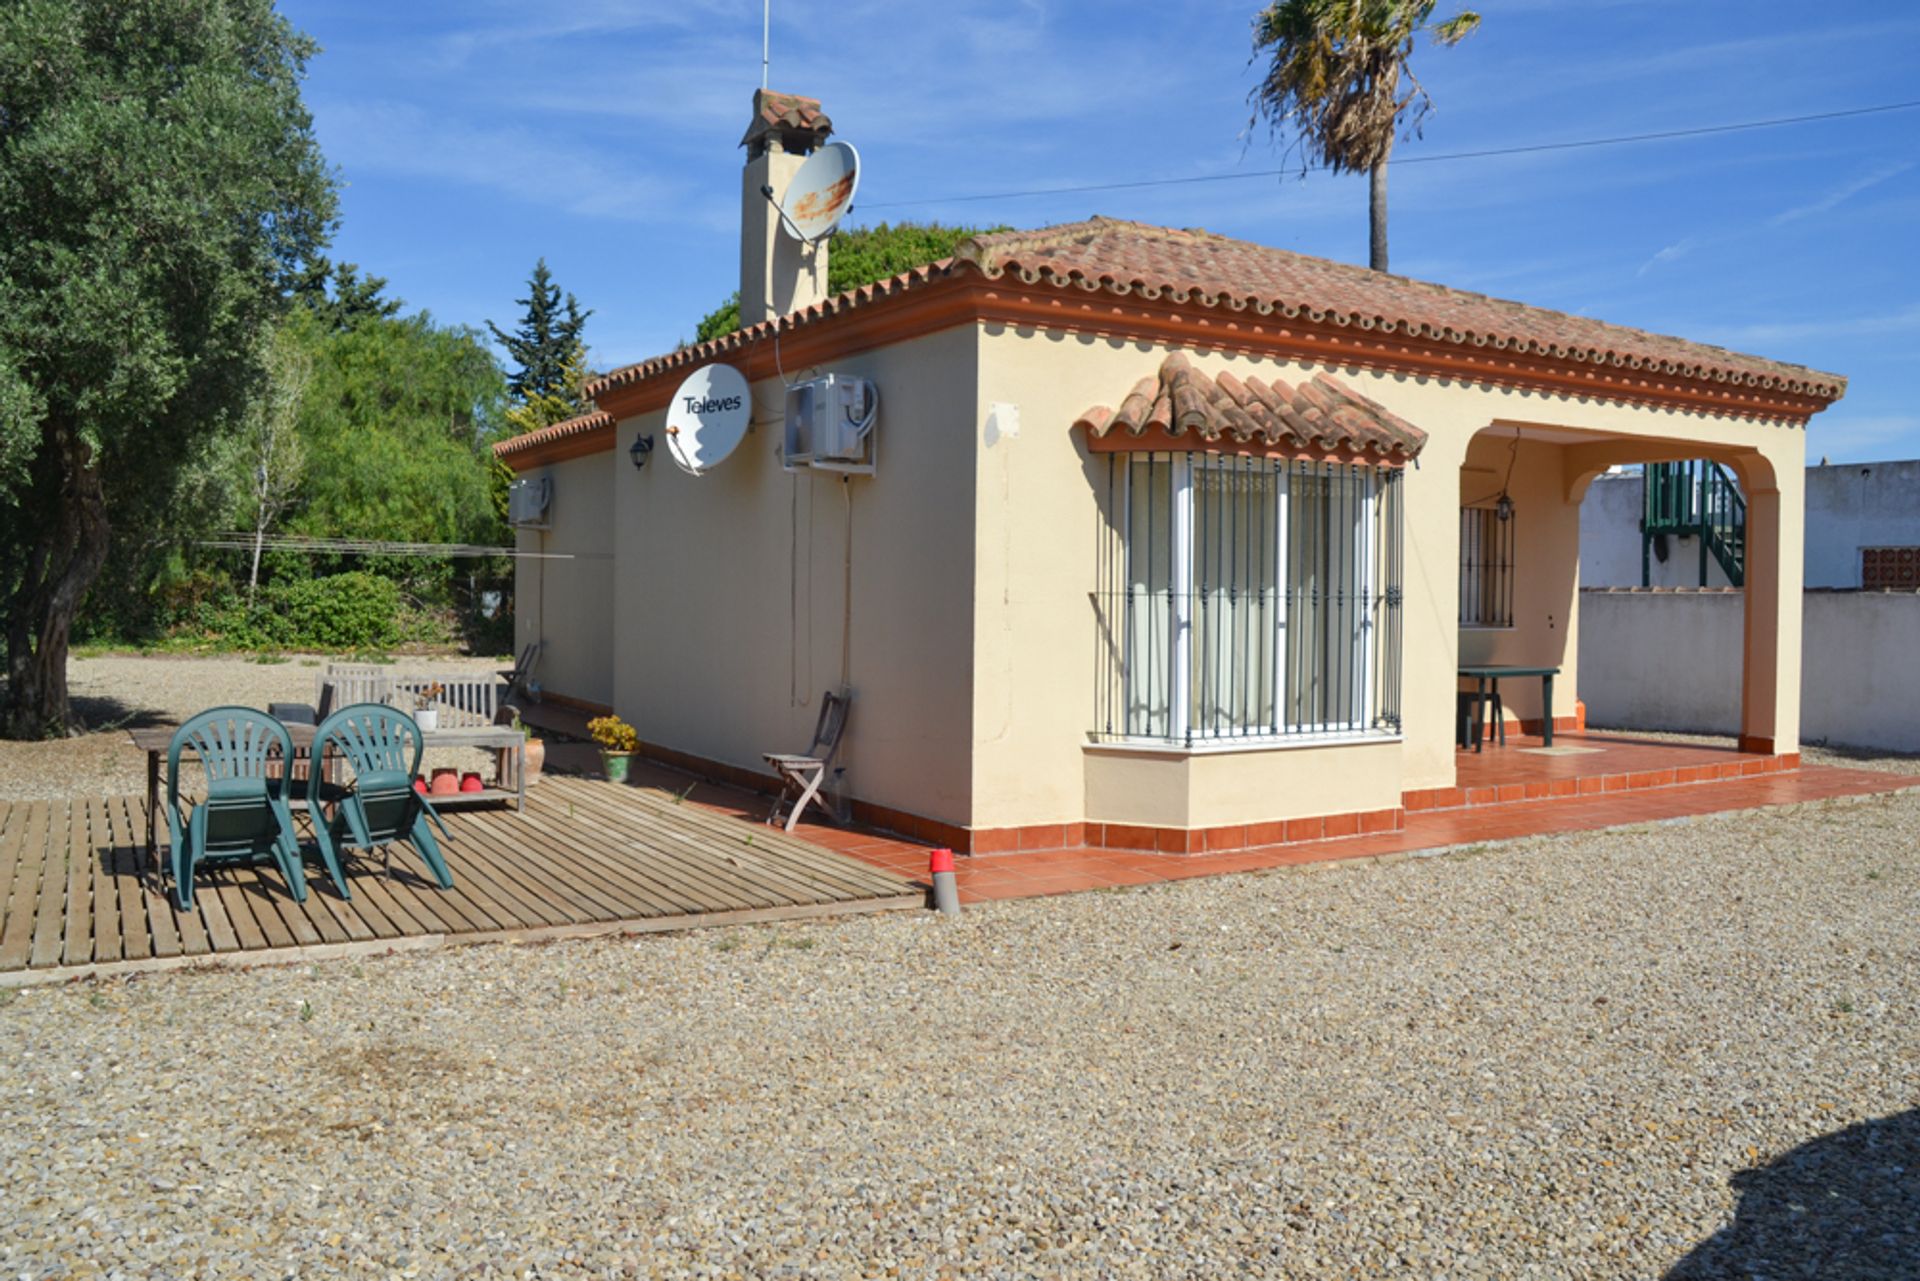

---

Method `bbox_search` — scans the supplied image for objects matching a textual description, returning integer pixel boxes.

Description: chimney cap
[741,89,832,157]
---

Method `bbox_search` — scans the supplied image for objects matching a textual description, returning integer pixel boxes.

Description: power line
[858,99,1920,210]
[195,534,586,560]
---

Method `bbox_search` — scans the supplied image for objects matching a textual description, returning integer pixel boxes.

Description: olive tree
[0,0,334,735]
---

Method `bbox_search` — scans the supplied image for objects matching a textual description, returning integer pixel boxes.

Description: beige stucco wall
[1456,435,1582,726]
[605,325,979,826]
[972,326,1809,828]
[516,315,1809,836]
[514,451,615,708]
[1085,740,1401,829]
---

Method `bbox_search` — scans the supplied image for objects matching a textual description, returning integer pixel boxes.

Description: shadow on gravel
[67,693,171,733]
[1667,1109,1919,1280]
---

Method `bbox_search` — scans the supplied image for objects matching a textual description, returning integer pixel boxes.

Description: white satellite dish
[774,141,860,244]
[664,364,752,475]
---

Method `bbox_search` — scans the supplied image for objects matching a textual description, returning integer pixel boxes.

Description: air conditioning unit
[783,375,877,473]
[507,475,552,529]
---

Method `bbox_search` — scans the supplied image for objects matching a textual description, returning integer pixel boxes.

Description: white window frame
[1122,456,1385,745]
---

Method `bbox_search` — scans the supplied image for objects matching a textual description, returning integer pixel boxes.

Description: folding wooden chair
[764,690,851,834]
[499,642,543,708]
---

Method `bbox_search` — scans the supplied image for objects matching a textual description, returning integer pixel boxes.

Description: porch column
[1739,482,1802,756]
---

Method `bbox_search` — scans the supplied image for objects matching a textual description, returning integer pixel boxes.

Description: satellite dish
[664,364,752,475]
[775,141,860,243]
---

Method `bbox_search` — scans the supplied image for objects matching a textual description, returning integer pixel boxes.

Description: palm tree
[1251,0,1480,273]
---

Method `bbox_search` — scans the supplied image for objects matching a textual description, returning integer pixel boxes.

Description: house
[494,91,1845,854]
[1581,458,1920,589]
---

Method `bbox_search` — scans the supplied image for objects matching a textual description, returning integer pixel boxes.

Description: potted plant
[588,714,639,784]
[408,682,445,731]
[510,711,545,786]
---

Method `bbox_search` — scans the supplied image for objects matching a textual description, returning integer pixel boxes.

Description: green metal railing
[1642,460,1745,587]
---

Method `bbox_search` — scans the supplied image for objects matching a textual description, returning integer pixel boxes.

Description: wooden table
[1458,665,1560,751]
[130,721,525,870]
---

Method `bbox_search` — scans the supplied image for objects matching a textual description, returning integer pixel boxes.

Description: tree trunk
[249,516,266,603]
[3,424,112,739]
[1369,156,1389,273]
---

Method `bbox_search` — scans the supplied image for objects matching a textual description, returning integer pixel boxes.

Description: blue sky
[285,0,1920,461]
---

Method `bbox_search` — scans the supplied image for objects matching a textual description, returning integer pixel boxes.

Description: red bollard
[929,847,961,916]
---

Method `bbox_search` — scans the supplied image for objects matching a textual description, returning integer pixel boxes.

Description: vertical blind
[1093,452,1403,745]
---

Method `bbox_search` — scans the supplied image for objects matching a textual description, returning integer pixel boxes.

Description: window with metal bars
[1458,506,1515,627]
[1092,452,1404,746]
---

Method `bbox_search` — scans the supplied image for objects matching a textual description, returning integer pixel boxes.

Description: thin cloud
[315,100,725,226]
[1705,304,1920,347]
[1636,235,1701,277]
[1770,160,1915,225]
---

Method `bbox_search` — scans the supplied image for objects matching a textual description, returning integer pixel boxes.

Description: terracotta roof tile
[958,219,1844,400]
[491,410,614,462]
[740,90,832,149]
[587,216,1845,408]
[1075,353,1427,461]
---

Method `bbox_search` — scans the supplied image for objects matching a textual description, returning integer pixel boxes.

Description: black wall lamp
[1495,426,1520,521]
[629,432,655,471]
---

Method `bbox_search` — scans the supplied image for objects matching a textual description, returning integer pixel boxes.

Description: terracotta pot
[459,771,484,793]
[412,776,428,795]
[523,737,545,785]
[429,767,459,796]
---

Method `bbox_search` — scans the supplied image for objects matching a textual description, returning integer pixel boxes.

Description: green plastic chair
[165,707,307,911]
[308,703,454,897]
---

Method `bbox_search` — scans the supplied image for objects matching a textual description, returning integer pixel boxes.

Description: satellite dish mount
[765,140,860,245]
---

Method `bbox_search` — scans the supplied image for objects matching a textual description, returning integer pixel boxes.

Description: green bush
[261,572,401,651]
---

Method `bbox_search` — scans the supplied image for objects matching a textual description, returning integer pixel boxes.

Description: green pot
[601,750,633,784]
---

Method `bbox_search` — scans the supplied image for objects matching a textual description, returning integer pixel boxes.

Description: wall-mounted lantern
[629,432,655,471]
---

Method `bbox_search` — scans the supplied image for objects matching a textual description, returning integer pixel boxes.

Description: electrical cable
[859,99,1920,210]
[194,534,585,559]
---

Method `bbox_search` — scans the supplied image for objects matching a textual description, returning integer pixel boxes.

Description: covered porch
[1441,418,1805,805]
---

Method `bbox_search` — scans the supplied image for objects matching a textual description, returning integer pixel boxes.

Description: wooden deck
[0,775,921,985]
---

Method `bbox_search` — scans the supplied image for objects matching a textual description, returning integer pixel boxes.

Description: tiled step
[1405,753,1798,813]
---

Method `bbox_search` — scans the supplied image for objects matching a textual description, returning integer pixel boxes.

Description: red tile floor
[526,712,1917,906]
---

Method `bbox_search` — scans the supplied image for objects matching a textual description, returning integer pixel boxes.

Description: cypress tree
[488,259,591,408]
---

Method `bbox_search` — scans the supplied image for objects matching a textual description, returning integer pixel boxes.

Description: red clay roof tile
[740,90,832,149]
[586,216,1845,409]
[491,410,614,463]
[1075,352,1427,460]
[960,219,1843,399]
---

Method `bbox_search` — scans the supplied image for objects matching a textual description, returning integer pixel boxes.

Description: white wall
[1578,589,1920,752]
[1805,460,1920,588]
[1583,462,1920,589]
[1580,471,1735,589]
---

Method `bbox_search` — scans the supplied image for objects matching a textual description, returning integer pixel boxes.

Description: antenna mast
[761,0,770,89]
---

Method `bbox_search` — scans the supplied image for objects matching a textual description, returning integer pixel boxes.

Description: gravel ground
[0,654,508,801]
[2,788,1915,1278]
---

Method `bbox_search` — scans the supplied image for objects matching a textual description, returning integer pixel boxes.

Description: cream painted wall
[1457,436,1581,725]
[971,327,1811,825]
[519,317,1809,835]
[607,325,979,826]
[1085,740,1402,829]
[514,451,615,708]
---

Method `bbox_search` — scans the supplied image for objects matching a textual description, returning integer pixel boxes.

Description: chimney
[740,89,834,328]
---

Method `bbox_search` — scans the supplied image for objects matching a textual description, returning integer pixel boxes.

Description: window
[1862,547,1920,589]
[1093,453,1403,745]
[1459,505,1515,627]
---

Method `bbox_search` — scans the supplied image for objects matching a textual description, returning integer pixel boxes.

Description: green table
[1458,665,1560,751]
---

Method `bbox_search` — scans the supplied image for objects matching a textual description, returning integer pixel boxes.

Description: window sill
[1459,624,1516,633]
[1084,732,1402,758]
